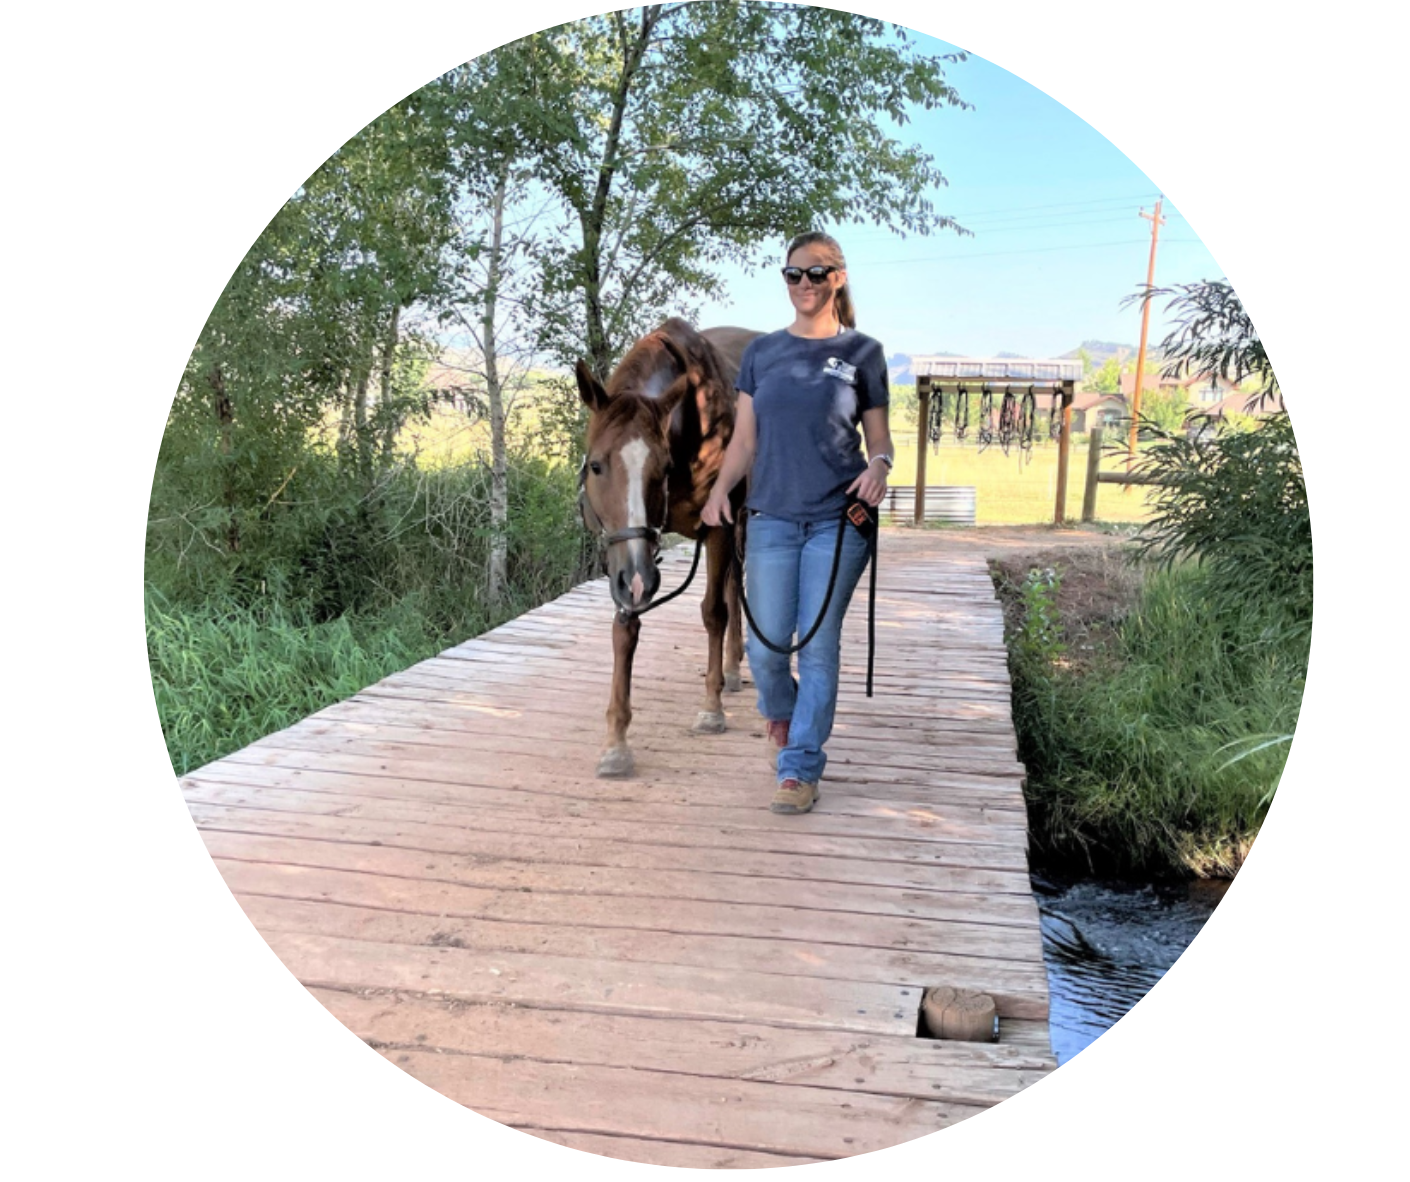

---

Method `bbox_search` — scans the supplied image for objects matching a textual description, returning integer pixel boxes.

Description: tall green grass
[1004,560,1303,876]
[146,589,461,774]
[146,450,594,774]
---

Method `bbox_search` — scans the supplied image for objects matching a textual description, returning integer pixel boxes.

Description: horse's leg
[723,526,744,693]
[691,528,730,734]
[597,613,640,777]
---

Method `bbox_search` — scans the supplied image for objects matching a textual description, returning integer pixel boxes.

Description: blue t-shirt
[736,327,889,523]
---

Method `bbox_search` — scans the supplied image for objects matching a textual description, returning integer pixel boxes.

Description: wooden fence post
[915,375,930,526]
[1053,382,1075,525]
[1082,426,1103,523]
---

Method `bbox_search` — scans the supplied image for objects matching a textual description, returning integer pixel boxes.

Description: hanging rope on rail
[1049,388,1063,441]
[954,384,970,442]
[977,385,995,452]
[927,384,947,451]
[997,385,1020,455]
[1020,385,1037,456]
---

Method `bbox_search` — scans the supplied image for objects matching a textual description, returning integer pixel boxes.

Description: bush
[1132,411,1310,644]
[1004,558,1302,877]
[146,449,594,773]
[146,588,451,774]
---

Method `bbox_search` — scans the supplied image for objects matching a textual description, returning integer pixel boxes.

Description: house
[1118,369,1242,407]
[423,349,487,414]
[1070,390,1129,433]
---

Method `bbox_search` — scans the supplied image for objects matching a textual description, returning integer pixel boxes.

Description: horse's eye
[588,460,603,476]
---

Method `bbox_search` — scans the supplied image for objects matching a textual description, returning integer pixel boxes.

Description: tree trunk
[581,5,659,379]
[378,304,402,463]
[352,364,371,483]
[209,363,239,553]
[485,167,510,609]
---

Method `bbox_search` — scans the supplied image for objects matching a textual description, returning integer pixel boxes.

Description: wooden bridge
[180,534,1055,1167]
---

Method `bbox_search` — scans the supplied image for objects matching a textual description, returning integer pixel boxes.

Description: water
[1031,873,1230,1064]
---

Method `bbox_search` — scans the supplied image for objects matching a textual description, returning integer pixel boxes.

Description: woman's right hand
[701,483,734,528]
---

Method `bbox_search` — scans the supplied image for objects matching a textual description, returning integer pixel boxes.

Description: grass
[994,554,1304,877]
[889,433,1158,525]
[396,409,1157,525]
[146,588,465,775]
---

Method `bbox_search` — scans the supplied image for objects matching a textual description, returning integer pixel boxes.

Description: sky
[692,31,1224,360]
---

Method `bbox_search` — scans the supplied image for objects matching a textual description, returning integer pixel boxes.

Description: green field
[886,432,1156,525]
[396,403,1156,526]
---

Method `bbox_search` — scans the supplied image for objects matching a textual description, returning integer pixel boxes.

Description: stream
[1031,873,1230,1064]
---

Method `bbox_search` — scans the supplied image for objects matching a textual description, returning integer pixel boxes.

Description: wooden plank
[310,985,1056,1099]
[182,778,1034,876]
[207,838,1048,970]
[293,703,1027,774]
[187,800,1039,904]
[203,752,1029,847]
[356,675,1016,726]
[237,892,1049,1016]
[187,750,1026,823]
[236,728,1030,795]
[219,731,1029,805]
[262,929,926,1035]
[520,1129,823,1169]
[379,1049,988,1159]
[318,692,1021,753]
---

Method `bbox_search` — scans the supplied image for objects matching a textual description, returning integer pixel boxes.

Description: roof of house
[1072,390,1128,412]
[1203,388,1284,419]
[1118,370,1240,397]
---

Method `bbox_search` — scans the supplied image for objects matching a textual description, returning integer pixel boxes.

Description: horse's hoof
[596,747,634,778]
[724,672,743,693]
[692,710,727,735]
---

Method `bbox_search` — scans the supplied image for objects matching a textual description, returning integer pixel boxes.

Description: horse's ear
[576,359,610,412]
[657,372,693,423]
[659,332,705,389]
[657,370,705,453]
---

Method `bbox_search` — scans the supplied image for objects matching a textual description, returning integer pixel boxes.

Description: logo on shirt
[823,357,857,384]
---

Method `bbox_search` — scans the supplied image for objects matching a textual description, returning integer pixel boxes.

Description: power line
[953,196,1173,228]
[966,212,1173,236]
[854,236,1201,265]
[840,192,1164,238]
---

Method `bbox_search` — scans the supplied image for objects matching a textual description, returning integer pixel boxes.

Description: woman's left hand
[847,458,889,507]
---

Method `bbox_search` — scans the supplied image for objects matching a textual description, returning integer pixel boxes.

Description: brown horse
[576,318,760,778]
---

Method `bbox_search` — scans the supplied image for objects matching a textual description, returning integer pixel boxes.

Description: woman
[702,231,894,814]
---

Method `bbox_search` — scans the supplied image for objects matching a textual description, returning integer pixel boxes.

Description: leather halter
[577,455,667,553]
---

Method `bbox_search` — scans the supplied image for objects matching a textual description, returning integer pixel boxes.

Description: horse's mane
[606,318,733,420]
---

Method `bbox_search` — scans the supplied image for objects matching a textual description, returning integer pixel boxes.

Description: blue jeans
[744,510,871,785]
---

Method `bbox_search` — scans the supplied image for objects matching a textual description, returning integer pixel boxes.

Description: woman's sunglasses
[782,265,839,285]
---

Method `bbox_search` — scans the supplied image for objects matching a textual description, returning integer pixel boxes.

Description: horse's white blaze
[621,437,650,527]
[619,436,653,596]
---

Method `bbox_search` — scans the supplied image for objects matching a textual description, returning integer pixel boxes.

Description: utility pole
[1127,196,1166,464]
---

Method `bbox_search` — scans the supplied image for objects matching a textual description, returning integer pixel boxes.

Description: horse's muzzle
[610,552,662,615]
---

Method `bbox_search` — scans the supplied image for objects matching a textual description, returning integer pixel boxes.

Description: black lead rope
[624,534,705,622]
[582,456,879,694]
[733,496,879,697]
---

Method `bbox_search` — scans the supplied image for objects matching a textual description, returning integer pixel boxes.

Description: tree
[427,40,589,606]
[1140,386,1191,435]
[1088,356,1122,394]
[1135,278,1280,410]
[501,2,972,377]
[154,98,459,587]
[1129,279,1306,638]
